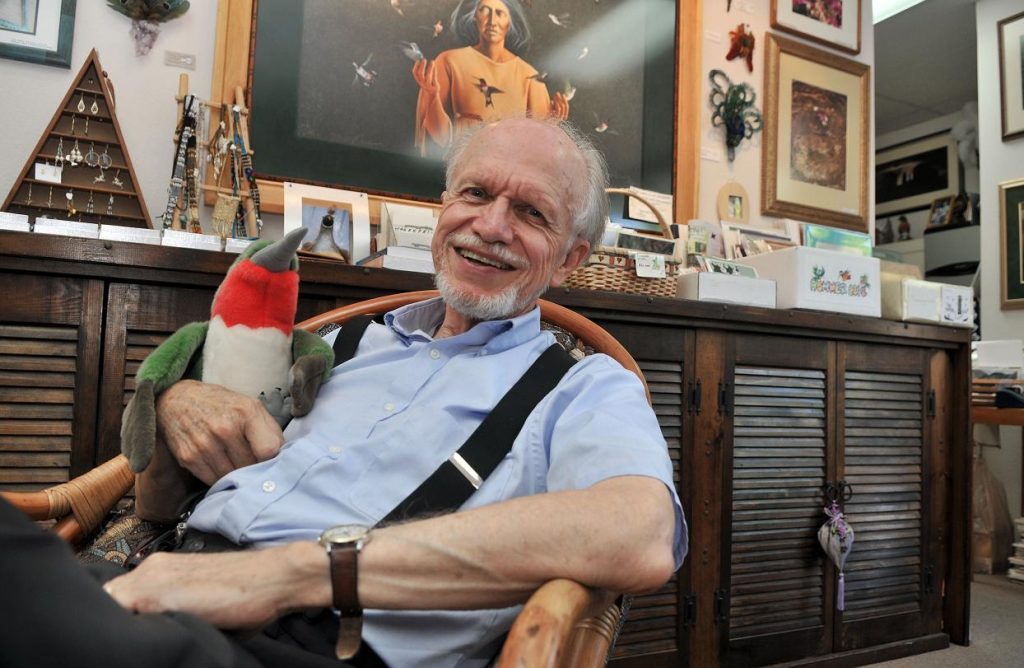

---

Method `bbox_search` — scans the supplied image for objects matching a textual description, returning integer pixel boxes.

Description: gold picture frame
[208,0,703,223]
[761,34,870,232]
[998,10,1024,141]
[926,195,954,230]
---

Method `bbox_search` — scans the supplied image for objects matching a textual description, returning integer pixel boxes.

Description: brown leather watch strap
[328,542,360,614]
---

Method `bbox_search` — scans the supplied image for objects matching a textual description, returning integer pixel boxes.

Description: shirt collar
[384,297,543,353]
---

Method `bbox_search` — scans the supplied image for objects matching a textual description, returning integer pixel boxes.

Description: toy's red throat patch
[210,260,298,334]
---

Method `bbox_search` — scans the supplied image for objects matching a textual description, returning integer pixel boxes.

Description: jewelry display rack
[1,49,152,229]
[168,75,259,238]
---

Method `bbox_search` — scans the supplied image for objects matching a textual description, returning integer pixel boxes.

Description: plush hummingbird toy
[121,228,334,473]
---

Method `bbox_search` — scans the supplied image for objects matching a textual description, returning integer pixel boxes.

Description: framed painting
[761,34,869,232]
[1000,177,1024,309]
[208,0,701,223]
[0,0,75,68]
[770,0,861,54]
[875,132,959,216]
[282,182,372,264]
[998,10,1024,141]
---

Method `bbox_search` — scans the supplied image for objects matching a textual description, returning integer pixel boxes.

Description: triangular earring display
[2,49,153,229]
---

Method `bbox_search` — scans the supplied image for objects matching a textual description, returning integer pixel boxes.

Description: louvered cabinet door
[96,283,216,464]
[597,321,689,668]
[0,272,104,487]
[835,343,942,649]
[721,335,833,666]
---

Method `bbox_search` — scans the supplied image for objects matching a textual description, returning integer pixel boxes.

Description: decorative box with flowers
[735,246,881,317]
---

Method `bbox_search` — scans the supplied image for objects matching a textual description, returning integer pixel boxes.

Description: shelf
[972,405,1024,427]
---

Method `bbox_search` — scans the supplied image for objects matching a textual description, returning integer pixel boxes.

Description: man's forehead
[460,121,585,177]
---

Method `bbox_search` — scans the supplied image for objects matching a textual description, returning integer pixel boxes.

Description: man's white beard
[435,271,547,322]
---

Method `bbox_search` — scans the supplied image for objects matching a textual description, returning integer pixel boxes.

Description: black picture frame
[247,0,676,202]
[1000,178,1024,309]
[0,0,76,69]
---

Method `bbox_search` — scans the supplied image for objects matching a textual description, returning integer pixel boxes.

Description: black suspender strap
[330,314,378,366]
[382,343,575,524]
[327,314,577,524]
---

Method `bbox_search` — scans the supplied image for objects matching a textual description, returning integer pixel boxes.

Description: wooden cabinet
[0,231,971,667]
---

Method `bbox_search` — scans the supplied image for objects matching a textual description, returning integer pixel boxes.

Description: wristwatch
[319,524,372,660]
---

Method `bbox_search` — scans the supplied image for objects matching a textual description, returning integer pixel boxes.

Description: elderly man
[0,117,685,668]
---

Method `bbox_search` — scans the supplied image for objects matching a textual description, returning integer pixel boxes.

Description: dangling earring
[24,182,33,205]
[91,95,99,116]
[70,114,77,135]
[107,193,115,216]
[77,92,86,113]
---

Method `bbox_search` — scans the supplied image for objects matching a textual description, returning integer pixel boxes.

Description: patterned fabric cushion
[77,502,171,568]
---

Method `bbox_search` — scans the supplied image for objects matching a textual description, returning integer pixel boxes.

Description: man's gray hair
[444,118,609,252]
[450,0,532,55]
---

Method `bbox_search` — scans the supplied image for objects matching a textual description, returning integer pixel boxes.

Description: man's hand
[103,543,330,630]
[156,380,285,485]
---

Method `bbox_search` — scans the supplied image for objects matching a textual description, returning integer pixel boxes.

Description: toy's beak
[252,227,307,272]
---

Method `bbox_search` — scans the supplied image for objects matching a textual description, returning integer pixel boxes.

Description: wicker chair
[2,289,650,668]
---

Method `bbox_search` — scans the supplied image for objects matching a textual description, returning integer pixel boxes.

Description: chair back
[297,289,650,402]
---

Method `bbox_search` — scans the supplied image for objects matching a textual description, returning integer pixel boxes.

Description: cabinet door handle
[718,381,732,416]
[691,379,702,414]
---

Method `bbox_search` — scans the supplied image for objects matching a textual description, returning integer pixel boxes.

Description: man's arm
[106,474,676,627]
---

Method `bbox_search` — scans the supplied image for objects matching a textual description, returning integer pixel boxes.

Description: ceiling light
[873,0,928,24]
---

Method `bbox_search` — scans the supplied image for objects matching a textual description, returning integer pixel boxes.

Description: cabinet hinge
[927,389,936,418]
[718,381,732,416]
[688,378,703,414]
[682,593,697,628]
[924,564,935,593]
[713,588,729,624]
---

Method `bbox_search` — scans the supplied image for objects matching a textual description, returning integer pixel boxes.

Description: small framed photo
[716,182,750,225]
[770,0,861,54]
[0,0,76,68]
[283,182,371,263]
[998,11,1024,140]
[999,177,1024,309]
[927,196,955,229]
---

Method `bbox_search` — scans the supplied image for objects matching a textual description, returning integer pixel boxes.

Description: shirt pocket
[346,410,467,522]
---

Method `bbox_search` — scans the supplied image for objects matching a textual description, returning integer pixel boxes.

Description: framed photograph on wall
[283,182,372,264]
[998,10,1024,141]
[875,132,960,216]
[716,181,750,225]
[770,0,861,54]
[1000,177,1024,309]
[927,196,955,229]
[0,0,75,68]
[761,34,870,232]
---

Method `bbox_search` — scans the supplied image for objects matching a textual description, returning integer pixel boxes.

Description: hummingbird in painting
[475,78,503,107]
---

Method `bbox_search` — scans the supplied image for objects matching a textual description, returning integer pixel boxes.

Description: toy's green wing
[121,321,209,472]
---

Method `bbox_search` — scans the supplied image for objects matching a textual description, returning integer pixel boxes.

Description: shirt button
[384,402,396,412]
[429,349,441,360]
[262,480,276,493]
[329,446,341,454]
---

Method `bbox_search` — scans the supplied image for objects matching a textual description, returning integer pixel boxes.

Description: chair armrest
[497,579,620,668]
[0,454,134,544]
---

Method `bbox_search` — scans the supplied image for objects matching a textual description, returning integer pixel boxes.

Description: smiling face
[474,0,511,47]
[432,119,591,327]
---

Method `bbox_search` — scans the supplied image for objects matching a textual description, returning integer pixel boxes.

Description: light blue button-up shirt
[189,297,686,667]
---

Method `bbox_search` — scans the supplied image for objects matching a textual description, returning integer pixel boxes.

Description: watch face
[320,524,371,546]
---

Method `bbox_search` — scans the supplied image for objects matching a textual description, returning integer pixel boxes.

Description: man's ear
[549,238,590,287]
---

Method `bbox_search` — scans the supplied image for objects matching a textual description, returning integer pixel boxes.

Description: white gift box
[677,272,776,309]
[33,218,100,239]
[734,247,881,317]
[98,225,162,245]
[0,212,30,232]
[880,275,974,328]
[224,238,255,254]
[162,229,223,252]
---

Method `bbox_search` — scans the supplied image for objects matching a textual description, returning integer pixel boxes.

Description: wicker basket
[564,188,681,297]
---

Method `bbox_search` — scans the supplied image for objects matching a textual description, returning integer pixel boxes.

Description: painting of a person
[411,0,569,155]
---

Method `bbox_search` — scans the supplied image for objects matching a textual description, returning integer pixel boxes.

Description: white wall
[0,1,218,231]
[698,0,875,234]
[977,0,1024,519]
